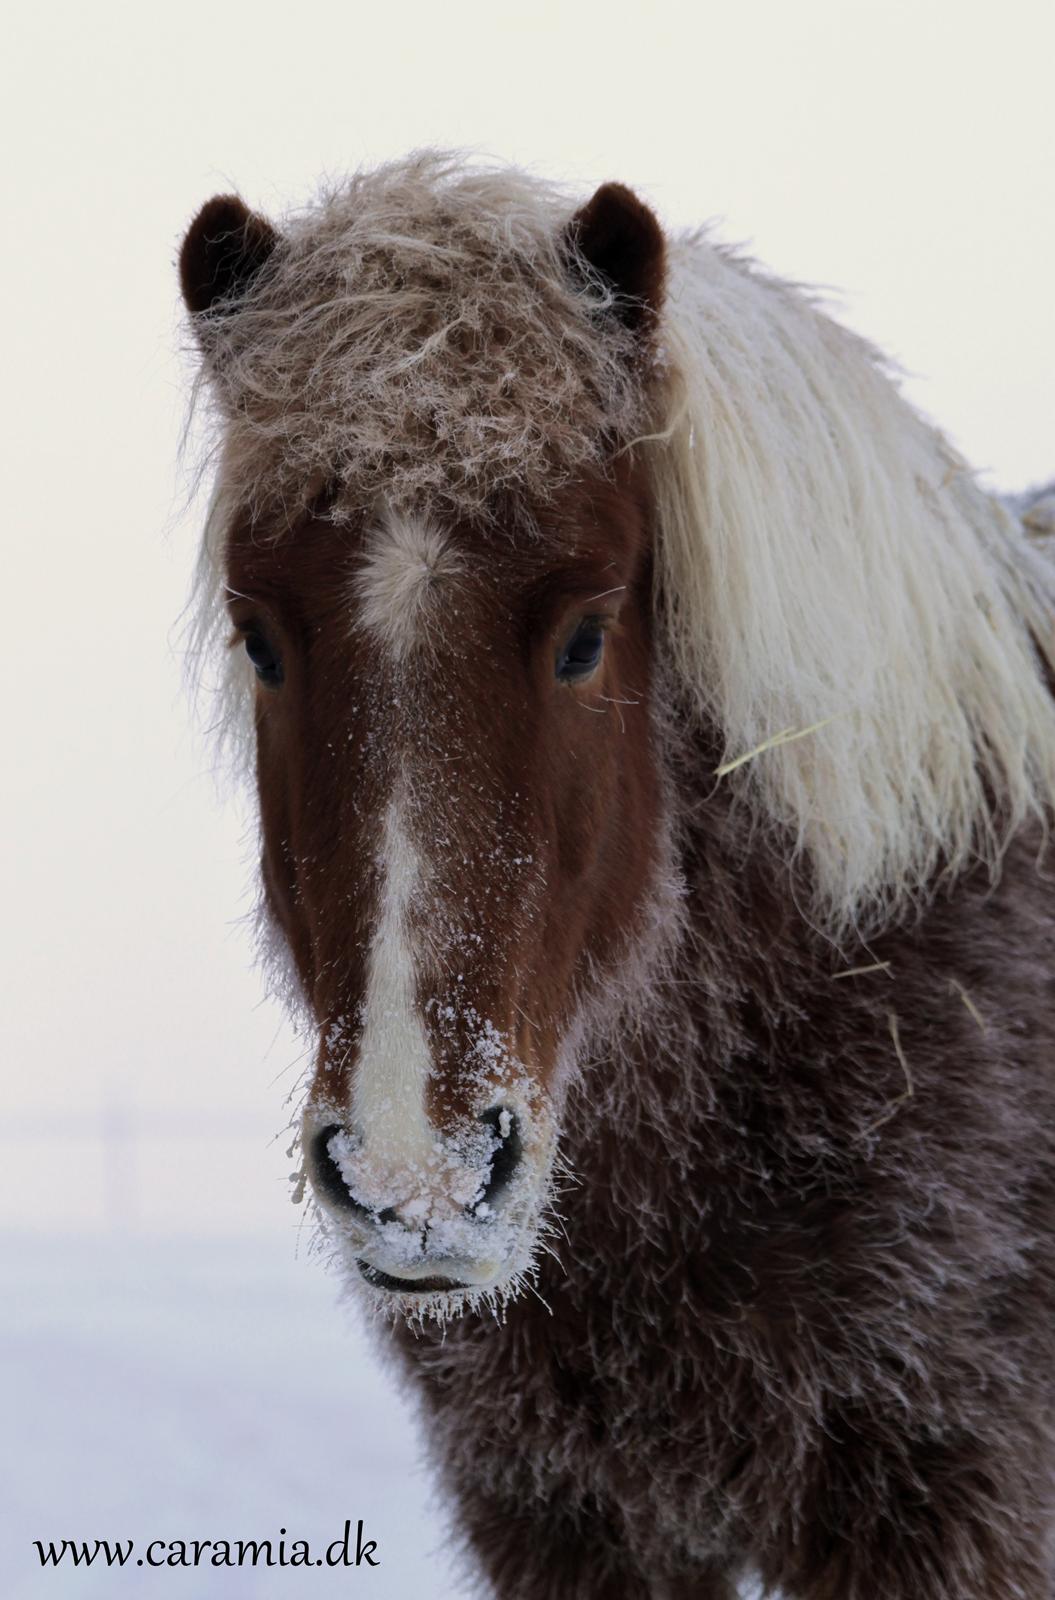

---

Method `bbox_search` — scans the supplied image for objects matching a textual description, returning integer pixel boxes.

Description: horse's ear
[567,182,665,335]
[179,195,279,317]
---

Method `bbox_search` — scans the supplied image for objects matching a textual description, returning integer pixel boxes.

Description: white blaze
[343,507,491,1222]
[350,794,438,1202]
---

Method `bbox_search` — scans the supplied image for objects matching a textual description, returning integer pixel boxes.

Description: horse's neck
[563,773,810,1181]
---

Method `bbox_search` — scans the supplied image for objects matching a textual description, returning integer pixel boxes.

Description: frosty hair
[185,151,1055,937]
[653,238,1055,932]
[188,151,646,527]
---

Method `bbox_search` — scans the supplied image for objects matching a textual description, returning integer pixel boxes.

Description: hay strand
[949,978,988,1034]
[864,1012,915,1134]
[714,718,836,779]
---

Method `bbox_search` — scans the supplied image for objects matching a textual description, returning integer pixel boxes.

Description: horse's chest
[397,1292,745,1555]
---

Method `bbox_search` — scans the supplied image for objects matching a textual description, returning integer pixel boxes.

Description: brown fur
[569,183,667,333]
[224,454,663,1130]
[224,465,1055,1594]
[181,158,1055,1598]
[399,796,1055,1599]
[179,195,278,316]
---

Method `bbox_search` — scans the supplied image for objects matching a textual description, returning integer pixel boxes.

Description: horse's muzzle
[302,1106,533,1294]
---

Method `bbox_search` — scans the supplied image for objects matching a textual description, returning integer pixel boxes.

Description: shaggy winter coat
[180,153,1055,1599]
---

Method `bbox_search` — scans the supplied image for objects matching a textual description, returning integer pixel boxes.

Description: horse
[179,152,1055,1599]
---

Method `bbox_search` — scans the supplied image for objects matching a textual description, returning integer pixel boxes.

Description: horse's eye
[244,629,284,687]
[556,621,605,683]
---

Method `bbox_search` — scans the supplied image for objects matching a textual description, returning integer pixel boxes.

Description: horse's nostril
[311,1115,524,1224]
[475,1108,523,1212]
[309,1123,374,1220]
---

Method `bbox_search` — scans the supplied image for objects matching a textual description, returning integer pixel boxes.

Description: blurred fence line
[0,1099,292,1233]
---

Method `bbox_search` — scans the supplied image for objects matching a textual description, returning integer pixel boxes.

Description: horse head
[180,165,673,1313]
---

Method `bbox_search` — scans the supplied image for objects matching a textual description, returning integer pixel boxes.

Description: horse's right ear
[179,195,279,317]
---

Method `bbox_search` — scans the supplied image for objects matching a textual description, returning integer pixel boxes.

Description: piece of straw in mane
[652,234,1055,932]
[185,151,1055,938]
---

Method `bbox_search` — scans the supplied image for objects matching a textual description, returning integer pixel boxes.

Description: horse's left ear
[567,182,665,336]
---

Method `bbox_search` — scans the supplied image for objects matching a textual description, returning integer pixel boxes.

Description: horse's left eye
[556,621,605,683]
[244,629,284,687]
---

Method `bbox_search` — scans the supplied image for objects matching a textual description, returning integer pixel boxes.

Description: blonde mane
[654,238,1055,933]
[186,152,1055,938]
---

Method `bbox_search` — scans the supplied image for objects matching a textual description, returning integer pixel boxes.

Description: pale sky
[3,0,1052,1232]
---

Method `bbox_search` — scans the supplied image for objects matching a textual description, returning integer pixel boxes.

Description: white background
[2,1,1052,1594]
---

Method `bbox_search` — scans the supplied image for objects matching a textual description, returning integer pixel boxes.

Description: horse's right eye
[244,630,284,687]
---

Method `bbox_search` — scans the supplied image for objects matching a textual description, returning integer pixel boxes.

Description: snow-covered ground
[1,1230,468,1600]
[3,1230,765,1600]
[3,1230,769,1600]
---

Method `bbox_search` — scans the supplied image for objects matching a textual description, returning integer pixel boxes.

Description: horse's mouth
[356,1261,469,1294]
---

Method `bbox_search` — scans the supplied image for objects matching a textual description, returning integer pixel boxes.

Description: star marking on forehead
[353,506,463,661]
